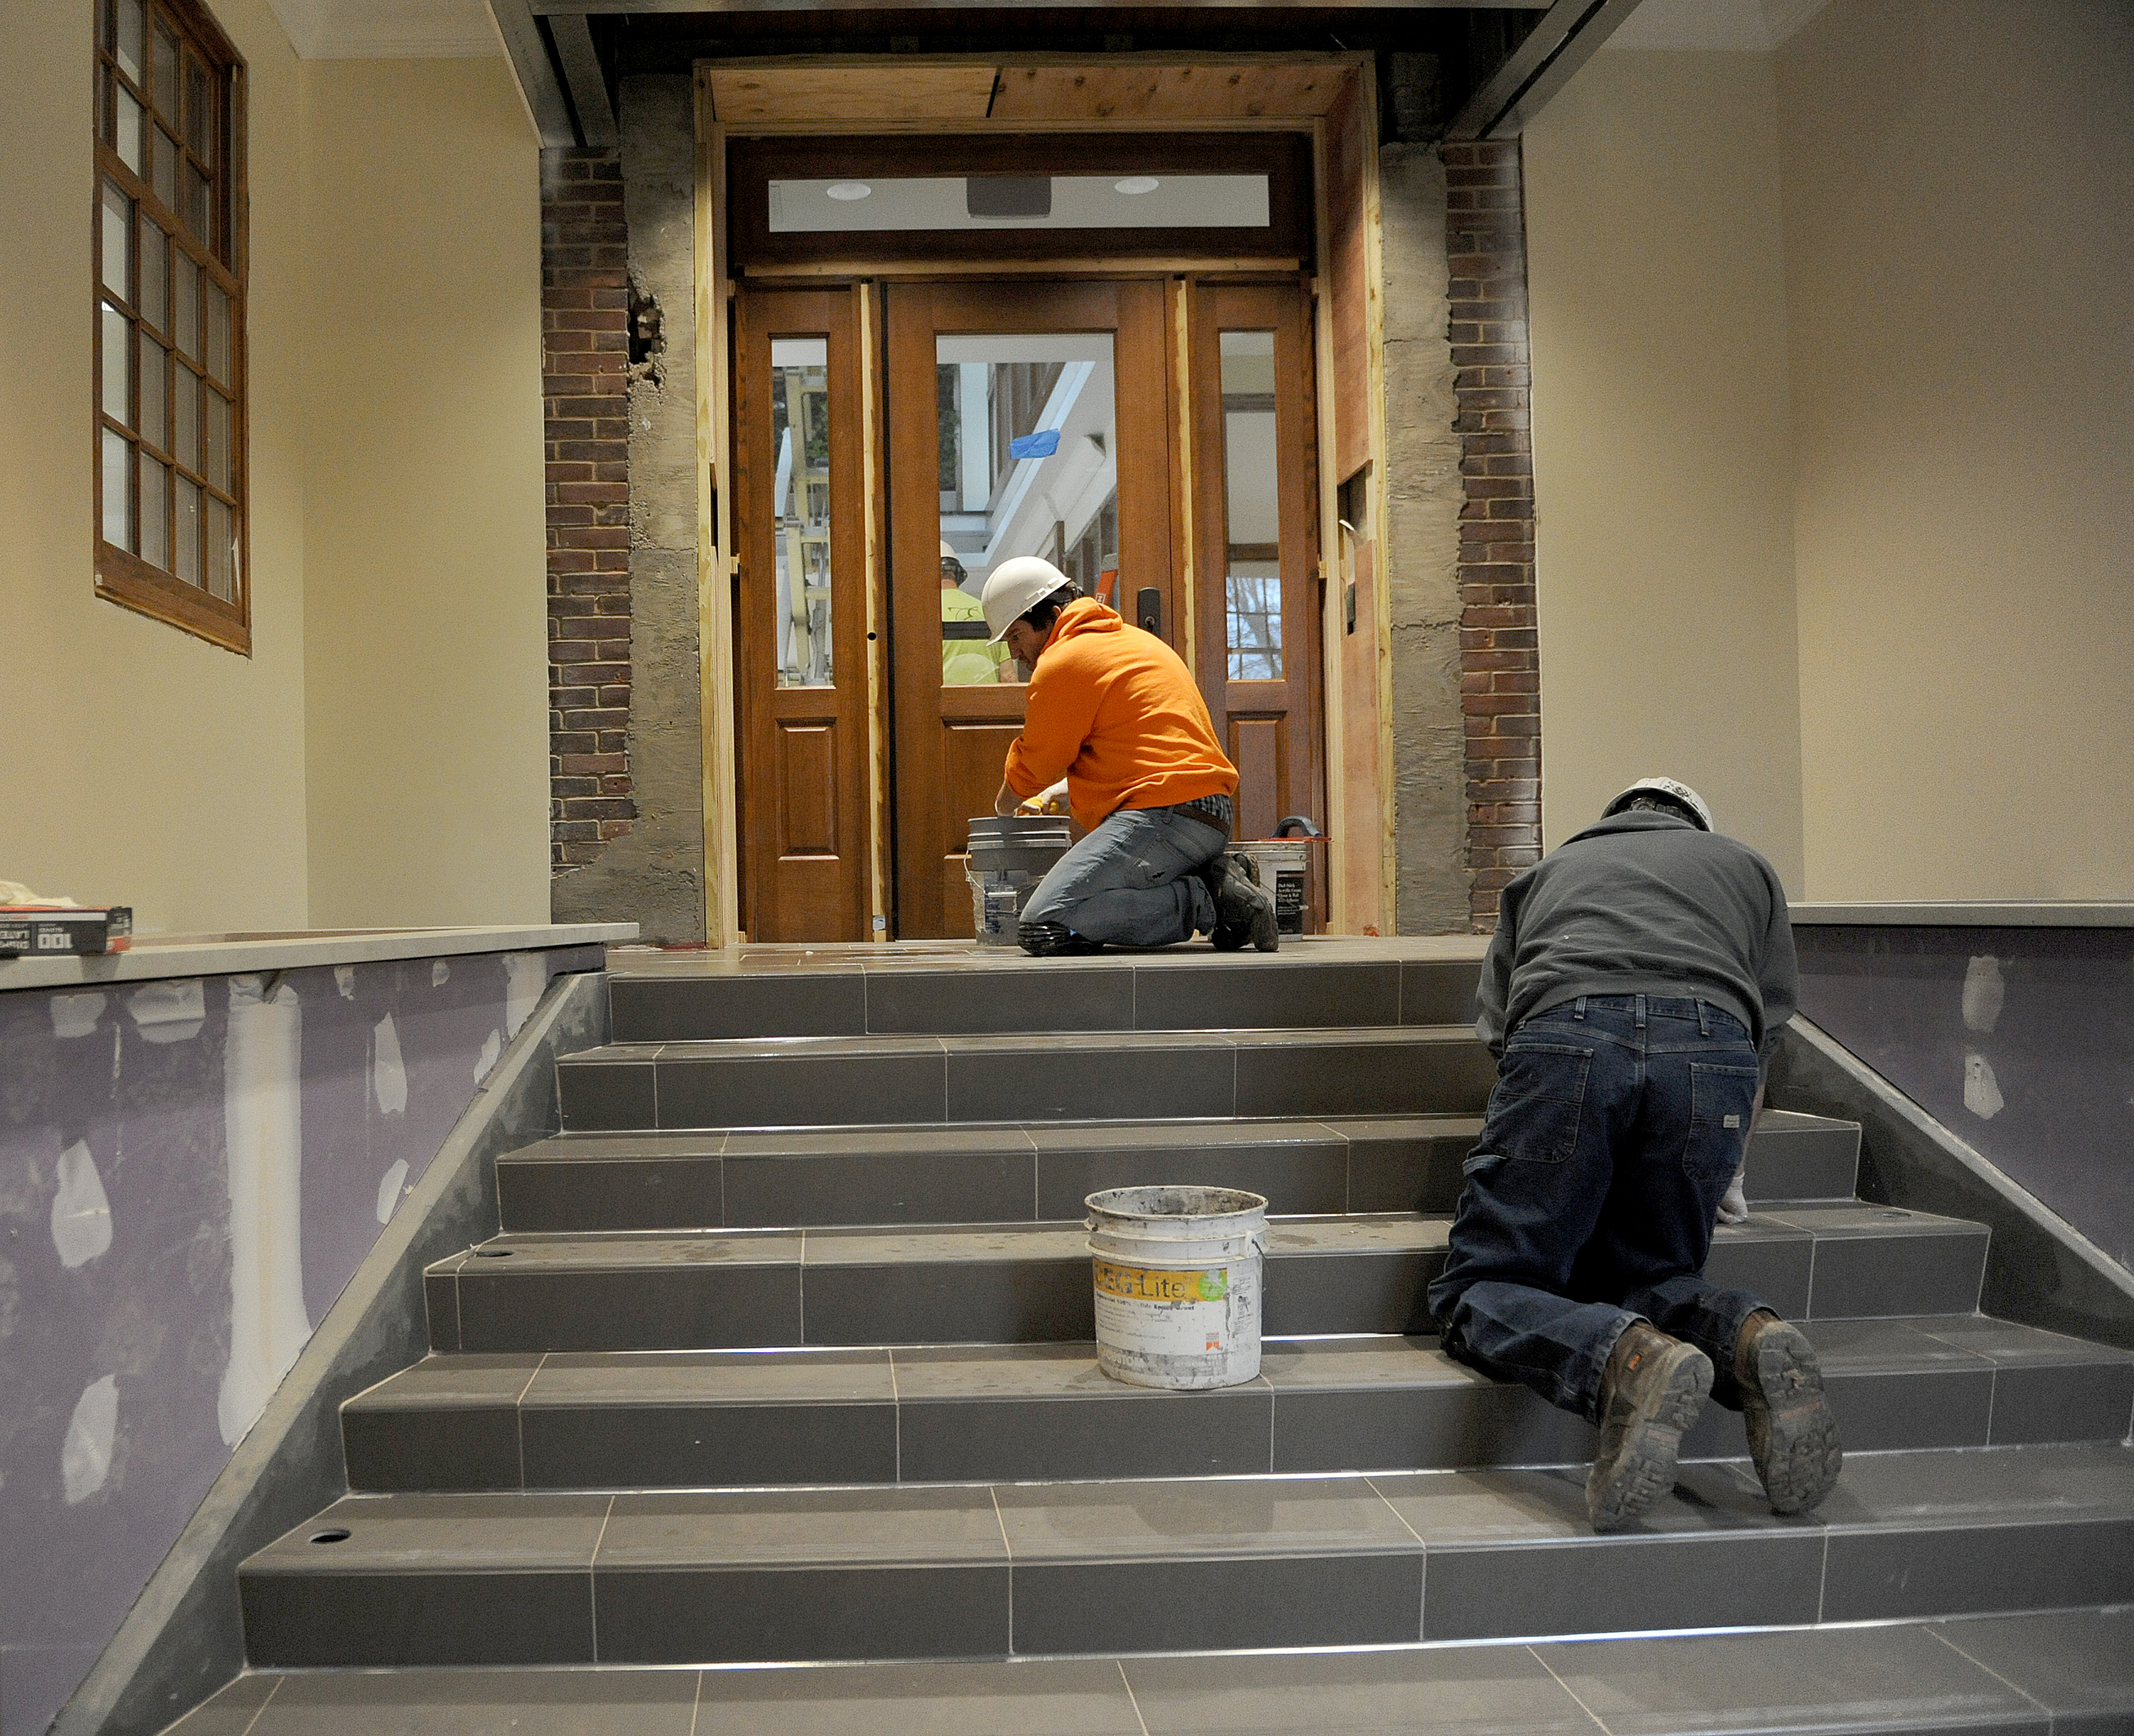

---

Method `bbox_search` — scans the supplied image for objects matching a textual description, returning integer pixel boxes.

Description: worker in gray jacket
[1429,777,1842,1531]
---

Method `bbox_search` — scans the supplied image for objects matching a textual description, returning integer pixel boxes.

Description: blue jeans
[1427,995,1770,1425]
[1020,805,1225,948]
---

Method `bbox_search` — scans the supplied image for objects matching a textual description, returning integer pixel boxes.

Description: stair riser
[557,1038,1499,1132]
[497,1124,1845,1234]
[425,1232,1987,1354]
[342,1356,2134,1493]
[609,959,1484,1043]
[239,1515,2134,1668]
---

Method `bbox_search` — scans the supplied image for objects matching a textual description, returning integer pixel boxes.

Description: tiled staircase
[184,942,2134,1733]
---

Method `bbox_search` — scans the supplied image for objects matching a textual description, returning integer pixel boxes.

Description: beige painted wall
[1780,0,2134,899]
[1523,50,1807,889]
[297,58,550,927]
[0,0,310,934]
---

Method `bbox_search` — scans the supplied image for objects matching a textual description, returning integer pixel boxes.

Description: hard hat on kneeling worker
[981,556,1073,644]
[1602,777,1714,831]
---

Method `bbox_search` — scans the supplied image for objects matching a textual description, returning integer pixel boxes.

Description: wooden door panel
[734,287,872,942]
[1228,712,1288,841]
[886,279,1174,939]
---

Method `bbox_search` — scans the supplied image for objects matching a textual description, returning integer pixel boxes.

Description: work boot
[1017,920,1101,957]
[1206,851,1279,952]
[1587,1321,1712,1532]
[1736,1309,1842,1515]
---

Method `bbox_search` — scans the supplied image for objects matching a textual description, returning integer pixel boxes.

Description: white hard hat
[980,556,1071,643]
[1603,777,1713,831]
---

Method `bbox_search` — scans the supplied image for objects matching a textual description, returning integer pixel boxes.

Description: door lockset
[1136,586,1162,637]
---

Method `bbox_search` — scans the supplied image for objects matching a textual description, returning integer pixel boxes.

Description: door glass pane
[102,429,134,551]
[101,303,132,424]
[115,85,144,173]
[141,457,169,570]
[174,364,199,470]
[139,215,166,332]
[206,281,230,380]
[206,387,230,488]
[174,250,198,358]
[114,0,146,83]
[101,181,132,299]
[140,332,167,449]
[769,337,833,688]
[1219,331,1283,681]
[934,332,1118,685]
[206,496,234,600]
[174,475,201,586]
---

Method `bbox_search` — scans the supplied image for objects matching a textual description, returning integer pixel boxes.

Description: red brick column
[541,148,635,873]
[1445,138,1539,930]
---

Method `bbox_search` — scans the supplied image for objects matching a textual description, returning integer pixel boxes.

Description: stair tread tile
[1260,1336,1480,1391]
[1528,1622,2048,1735]
[449,1232,802,1270]
[1267,1215,1446,1255]
[596,1487,1008,1568]
[888,1342,1269,1402]
[1798,1317,2002,1373]
[802,1223,1091,1264]
[993,1476,1421,1560]
[1024,1118,1344,1152]
[1911,1314,2134,1366]
[1931,1607,2134,1724]
[524,1348,896,1407]
[1760,1203,1987,1237]
[1754,1108,1862,1135]
[1121,1647,1599,1735]
[696,1656,1146,1732]
[1810,1439,2134,1528]
[721,1125,1039,1157]
[504,1133,726,1163]
[170,1668,704,1735]
[248,1493,611,1573]
[348,1353,546,1412]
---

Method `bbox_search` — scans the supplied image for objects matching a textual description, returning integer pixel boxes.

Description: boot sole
[1744,1321,1843,1515]
[1588,1343,1712,1531]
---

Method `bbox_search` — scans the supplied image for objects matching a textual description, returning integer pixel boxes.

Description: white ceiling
[1608,0,1832,52]
[265,0,500,58]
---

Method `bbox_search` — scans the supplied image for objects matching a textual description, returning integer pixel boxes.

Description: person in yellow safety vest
[940,543,1012,686]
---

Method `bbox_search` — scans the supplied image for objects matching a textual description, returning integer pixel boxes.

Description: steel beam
[1443,0,1643,138]
[489,0,579,147]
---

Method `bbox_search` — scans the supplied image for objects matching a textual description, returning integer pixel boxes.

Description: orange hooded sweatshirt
[1002,597,1237,834]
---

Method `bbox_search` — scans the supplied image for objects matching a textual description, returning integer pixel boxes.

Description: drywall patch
[334,964,356,1000]
[1962,954,2006,1033]
[51,1140,114,1269]
[51,992,106,1040]
[504,951,546,1036]
[371,1013,408,1117]
[373,1159,410,1225]
[127,979,204,1043]
[430,960,450,989]
[1963,1051,2005,1121]
[218,975,307,1447]
[63,1375,119,1504]
[473,1028,502,1084]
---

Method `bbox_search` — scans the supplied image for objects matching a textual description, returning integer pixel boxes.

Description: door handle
[1136,586,1162,637]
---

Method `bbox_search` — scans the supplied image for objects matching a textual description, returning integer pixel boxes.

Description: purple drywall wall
[0,947,599,1736]
[1794,925,2134,1274]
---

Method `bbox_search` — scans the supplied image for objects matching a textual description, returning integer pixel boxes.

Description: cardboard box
[0,906,134,958]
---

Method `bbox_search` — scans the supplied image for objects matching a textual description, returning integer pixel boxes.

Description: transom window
[94,0,248,653]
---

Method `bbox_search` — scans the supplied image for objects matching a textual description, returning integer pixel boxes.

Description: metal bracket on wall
[1444,0,1650,140]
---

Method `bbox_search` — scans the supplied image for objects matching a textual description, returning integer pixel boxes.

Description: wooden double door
[734,276,1323,942]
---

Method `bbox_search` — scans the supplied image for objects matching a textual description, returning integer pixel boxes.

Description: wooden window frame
[727,132,1314,271]
[92,0,250,654]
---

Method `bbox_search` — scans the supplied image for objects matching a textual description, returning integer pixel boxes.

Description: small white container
[1084,1185,1269,1390]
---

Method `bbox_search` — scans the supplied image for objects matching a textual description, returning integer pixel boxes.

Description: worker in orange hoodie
[982,556,1278,955]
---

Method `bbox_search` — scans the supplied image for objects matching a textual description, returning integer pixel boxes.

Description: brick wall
[541,148,635,873]
[1445,138,1539,930]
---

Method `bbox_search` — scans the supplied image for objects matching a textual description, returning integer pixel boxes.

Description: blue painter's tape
[1009,429,1061,460]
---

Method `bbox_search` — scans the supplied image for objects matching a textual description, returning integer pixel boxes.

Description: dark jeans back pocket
[1684,1063,1762,1185]
[1475,1042,1592,1166]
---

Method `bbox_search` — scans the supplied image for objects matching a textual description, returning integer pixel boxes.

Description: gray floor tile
[499,1152,726,1233]
[1033,1123,1347,1218]
[659,1048,948,1131]
[1010,1552,1422,1654]
[994,1474,1421,1559]
[892,1345,1272,1481]
[1822,1516,2134,1621]
[240,1569,596,1668]
[598,1486,1010,1567]
[454,1257,803,1353]
[1230,1031,1460,1118]
[423,1268,462,1352]
[946,1035,1236,1122]
[1741,1111,1860,1201]
[802,1225,1095,1343]
[695,1657,1144,1734]
[1932,1608,2134,1727]
[598,1562,1010,1663]
[723,1128,1036,1228]
[1401,958,1487,1027]
[1130,960,1401,1031]
[558,1059,658,1131]
[1336,1116,1479,1213]
[342,1354,542,1491]
[161,1672,282,1736]
[1702,1223,1813,1318]
[1989,1360,2134,1445]
[1263,1237,1441,1335]
[613,970,867,1040]
[1820,1367,1993,1452]
[1792,1217,1988,1318]
[1125,1645,1596,1735]
[865,966,1135,1034]
[1534,1623,2047,1734]
[240,1667,701,1734]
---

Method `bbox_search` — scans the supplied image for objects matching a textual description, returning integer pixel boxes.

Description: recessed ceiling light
[826,181,871,201]
[1114,176,1159,196]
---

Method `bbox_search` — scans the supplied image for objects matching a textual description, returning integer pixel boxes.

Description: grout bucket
[965,814,1073,947]
[1084,1186,1269,1390]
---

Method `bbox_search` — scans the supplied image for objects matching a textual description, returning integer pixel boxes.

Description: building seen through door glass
[770,337,832,687]
[1220,331,1283,680]
[935,334,1118,683]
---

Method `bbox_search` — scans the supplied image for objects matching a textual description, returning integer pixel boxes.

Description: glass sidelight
[933,333,1118,683]
[769,337,834,688]
[1217,331,1282,681]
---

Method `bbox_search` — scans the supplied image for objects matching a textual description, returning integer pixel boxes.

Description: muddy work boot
[1736,1310,1842,1515]
[1016,921,1101,957]
[1206,851,1279,952]
[1587,1321,1712,1532]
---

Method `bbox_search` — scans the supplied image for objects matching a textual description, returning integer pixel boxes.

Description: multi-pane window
[94,0,248,652]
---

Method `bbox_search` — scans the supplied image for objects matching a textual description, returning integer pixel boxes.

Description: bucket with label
[965,814,1073,947]
[1084,1185,1268,1390]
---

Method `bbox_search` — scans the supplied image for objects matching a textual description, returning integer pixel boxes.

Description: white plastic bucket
[965,815,1073,947]
[1084,1186,1268,1390]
